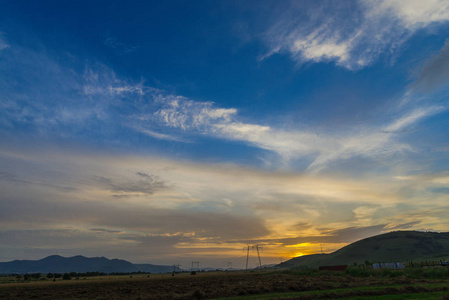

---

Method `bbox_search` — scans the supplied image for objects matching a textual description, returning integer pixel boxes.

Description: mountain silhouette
[278,231,449,269]
[0,255,174,274]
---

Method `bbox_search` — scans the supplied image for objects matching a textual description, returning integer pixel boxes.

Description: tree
[47,273,53,279]
[62,273,71,280]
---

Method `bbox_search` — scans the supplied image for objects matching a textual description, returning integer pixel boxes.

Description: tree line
[13,271,151,281]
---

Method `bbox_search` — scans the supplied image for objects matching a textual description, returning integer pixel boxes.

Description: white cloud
[385,106,445,132]
[109,84,144,96]
[372,0,449,27]
[82,67,147,98]
[152,95,443,172]
[294,38,351,64]
[136,127,189,143]
[155,97,237,130]
[263,0,449,69]
[1,40,443,174]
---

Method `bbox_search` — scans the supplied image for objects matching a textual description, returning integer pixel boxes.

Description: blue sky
[1,0,449,268]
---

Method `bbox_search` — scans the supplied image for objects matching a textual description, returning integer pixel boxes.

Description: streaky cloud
[0,37,444,174]
[413,39,449,93]
[134,127,190,143]
[261,0,449,69]
[153,94,443,173]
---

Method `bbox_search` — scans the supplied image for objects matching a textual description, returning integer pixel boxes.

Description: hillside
[278,231,449,269]
[0,255,174,274]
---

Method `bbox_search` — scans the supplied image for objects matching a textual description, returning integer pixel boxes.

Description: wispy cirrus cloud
[154,96,237,131]
[135,127,189,143]
[262,0,449,69]
[0,35,445,174]
[412,39,449,93]
[153,94,444,172]
[104,33,138,55]
[373,0,449,27]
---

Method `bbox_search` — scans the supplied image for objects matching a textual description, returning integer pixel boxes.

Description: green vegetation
[214,282,449,300]
[1,269,448,299]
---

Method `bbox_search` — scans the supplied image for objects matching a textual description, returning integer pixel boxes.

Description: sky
[1,0,449,269]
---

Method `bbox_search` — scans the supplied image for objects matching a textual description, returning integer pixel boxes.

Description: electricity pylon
[244,244,263,270]
[191,261,200,271]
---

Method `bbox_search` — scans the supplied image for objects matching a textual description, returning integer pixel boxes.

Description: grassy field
[0,269,448,299]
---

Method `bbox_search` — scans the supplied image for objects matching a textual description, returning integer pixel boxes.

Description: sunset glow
[1,0,449,269]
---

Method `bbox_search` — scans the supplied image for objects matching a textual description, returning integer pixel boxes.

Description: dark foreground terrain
[1,270,449,299]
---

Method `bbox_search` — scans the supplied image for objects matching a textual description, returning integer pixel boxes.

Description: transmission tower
[255,244,262,268]
[244,244,263,270]
[191,261,200,271]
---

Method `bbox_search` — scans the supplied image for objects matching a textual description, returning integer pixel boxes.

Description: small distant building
[441,261,449,266]
[318,265,348,271]
[372,262,405,270]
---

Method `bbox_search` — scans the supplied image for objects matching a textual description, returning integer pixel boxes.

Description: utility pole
[227,262,232,270]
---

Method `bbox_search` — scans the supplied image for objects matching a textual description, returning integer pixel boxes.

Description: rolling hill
[0,255,175,274]
[278,231,449,269]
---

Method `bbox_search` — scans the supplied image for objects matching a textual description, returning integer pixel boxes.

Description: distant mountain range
[0,255,176,274]
[278,231,449,269]
[3,231,448,274]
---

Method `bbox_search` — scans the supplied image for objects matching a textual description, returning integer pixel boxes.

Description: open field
[1,269,449,299]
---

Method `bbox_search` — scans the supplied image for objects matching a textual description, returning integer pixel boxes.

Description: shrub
[422,267,449,279]
[345,267,372,277]
[405,268,423,279]
[380,268,392,277]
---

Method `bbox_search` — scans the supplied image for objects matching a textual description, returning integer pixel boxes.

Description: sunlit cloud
[0,146,448,264]
[1,4,449,268]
